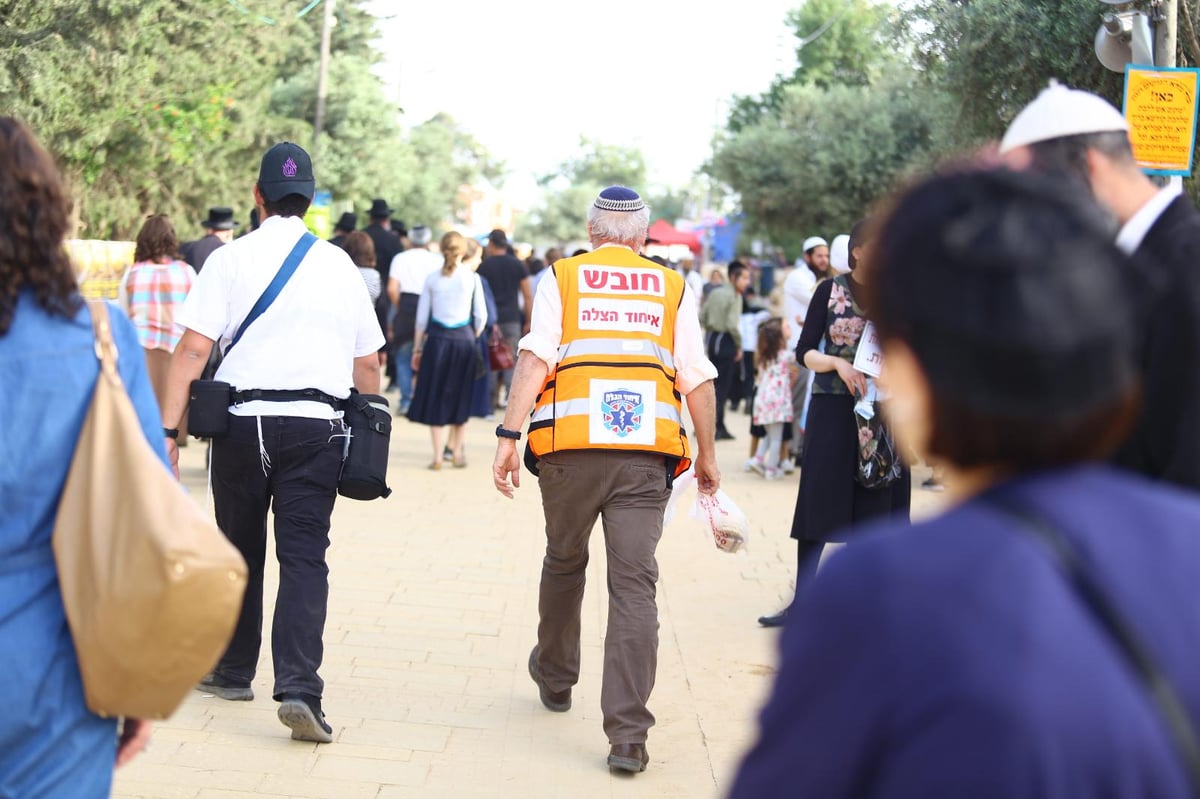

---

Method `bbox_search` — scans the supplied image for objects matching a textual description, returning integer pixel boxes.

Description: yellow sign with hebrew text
[1123,66,1200,176]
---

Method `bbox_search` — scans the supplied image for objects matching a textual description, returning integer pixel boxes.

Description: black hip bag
[337,391,392,501]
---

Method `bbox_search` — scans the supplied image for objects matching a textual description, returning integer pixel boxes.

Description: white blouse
[415,266,488,339]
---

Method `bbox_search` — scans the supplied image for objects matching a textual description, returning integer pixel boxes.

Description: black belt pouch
[188,380,233,438]
[338,392,393,500]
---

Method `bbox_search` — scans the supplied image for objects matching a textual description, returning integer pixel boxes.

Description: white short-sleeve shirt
[388,247,443,295]
[177,215,385,419]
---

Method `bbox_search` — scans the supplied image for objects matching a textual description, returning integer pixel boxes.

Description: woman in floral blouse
[758,219,911,628]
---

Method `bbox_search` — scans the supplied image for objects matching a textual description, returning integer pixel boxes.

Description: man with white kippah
[780,236,831,467]
[492,185,721,774]
[1000,81,1200,490]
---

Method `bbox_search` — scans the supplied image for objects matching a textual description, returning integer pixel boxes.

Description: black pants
[706,331,737,433]
[794,539,825,604]
[211,414,344,701]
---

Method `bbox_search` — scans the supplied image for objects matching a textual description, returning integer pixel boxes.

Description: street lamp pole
[1154,0,1178,67]
[313,0,336,157]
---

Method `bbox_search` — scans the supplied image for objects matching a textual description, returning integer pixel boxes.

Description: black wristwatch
[163,427,179,440]
[495,425,522,440]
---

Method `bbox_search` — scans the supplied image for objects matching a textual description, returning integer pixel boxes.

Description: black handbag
[854,402,902,489]
[338,391,393,501]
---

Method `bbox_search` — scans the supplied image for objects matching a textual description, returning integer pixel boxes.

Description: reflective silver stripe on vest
[530,398,683,425]
[558,338,675,370]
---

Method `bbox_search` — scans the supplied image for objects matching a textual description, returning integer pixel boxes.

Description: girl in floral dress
[746,318,793,480]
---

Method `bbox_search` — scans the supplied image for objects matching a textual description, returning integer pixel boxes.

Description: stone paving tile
[113,407,943,798]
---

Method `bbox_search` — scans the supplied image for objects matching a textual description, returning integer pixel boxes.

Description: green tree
[403,113,504,229]
[269,53,414,217]
[910,0,1125,144]
[728,0,898,131]
[712,79,947,253]
[0,0,304,238]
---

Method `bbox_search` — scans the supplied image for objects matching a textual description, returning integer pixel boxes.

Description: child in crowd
[746,317,794,479]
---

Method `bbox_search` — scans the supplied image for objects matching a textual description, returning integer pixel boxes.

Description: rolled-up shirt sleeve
[674,284,718,396]
[517,268,563,369]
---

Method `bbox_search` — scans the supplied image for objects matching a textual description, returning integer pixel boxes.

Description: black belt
[231,388,345,408]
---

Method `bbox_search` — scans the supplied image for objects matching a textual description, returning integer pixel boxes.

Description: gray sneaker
[196,673,253,701]
[278,694,334,743]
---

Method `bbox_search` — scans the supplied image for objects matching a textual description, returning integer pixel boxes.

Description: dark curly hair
[133,214,180,263]
[0,117,79,335]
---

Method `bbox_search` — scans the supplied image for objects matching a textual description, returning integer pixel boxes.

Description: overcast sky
[367,0,800,207]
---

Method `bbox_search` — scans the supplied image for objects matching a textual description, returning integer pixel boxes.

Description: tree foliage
[0,0,498,239]
[709,0,1174,256]
[728,0,898,132]
[713,79,947,251]
[911,0,1126,145]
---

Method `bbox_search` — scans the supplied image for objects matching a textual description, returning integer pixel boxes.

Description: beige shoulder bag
[52,301,248,719]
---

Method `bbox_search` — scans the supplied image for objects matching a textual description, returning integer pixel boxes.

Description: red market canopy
[647,219,702,256]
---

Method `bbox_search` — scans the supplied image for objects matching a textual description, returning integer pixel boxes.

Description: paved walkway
[112,405,940,799]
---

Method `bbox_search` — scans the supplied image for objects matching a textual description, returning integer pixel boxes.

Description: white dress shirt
[178,215,384,419]
[519,244,718,396]
[783,265,817,351]
[1116,186,1181,254]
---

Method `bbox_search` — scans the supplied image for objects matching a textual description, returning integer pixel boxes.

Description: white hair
[587,204,650,247]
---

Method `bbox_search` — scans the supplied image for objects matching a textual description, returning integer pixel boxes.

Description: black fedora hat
[335,212,357,232]
[367,199,393,217]
[200,207,238,230]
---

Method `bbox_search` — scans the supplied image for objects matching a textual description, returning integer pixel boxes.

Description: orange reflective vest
[528,247,691,474]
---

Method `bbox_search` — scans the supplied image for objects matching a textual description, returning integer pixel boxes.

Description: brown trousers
[533,449,671,744]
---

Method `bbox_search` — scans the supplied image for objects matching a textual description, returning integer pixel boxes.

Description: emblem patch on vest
[589,379,657,446]
[602,390,644,437]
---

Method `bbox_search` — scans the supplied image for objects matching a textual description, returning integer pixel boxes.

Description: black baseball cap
[257,142,316,202]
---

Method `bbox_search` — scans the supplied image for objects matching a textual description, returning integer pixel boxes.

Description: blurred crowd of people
[3,76,1200,798]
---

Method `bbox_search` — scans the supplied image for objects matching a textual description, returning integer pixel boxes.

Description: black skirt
[407,324,479,427]
[790,393,910,542]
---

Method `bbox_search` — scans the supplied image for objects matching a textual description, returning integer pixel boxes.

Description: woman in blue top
[0,117,158,795]
[731,169,1200,797]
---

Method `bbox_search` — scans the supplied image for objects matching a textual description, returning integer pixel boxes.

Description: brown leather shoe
[527,647,571,712]
[607,742,649,773]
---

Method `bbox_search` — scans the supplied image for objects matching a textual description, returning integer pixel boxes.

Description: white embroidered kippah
[593,185,645,212]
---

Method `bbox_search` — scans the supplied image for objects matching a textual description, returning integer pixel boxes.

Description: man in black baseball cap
[160,139,384,746]
[257,141,316,203]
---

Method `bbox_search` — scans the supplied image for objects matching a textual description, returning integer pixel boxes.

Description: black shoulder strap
[991,497,1200,796]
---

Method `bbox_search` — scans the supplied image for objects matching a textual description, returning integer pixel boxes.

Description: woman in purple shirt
[731,169,1200,798]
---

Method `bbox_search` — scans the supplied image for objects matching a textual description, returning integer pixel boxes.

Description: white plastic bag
[664,470,749,553]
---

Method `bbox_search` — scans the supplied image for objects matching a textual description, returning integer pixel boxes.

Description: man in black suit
[181,207,238,273]
[1000,83,1200,490]
[363,199,403,383]
[329,211,356,249]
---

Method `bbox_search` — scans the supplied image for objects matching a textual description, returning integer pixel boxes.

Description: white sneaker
[744,457,765,475]
[764,467,784,480]
[780,458,795,474]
